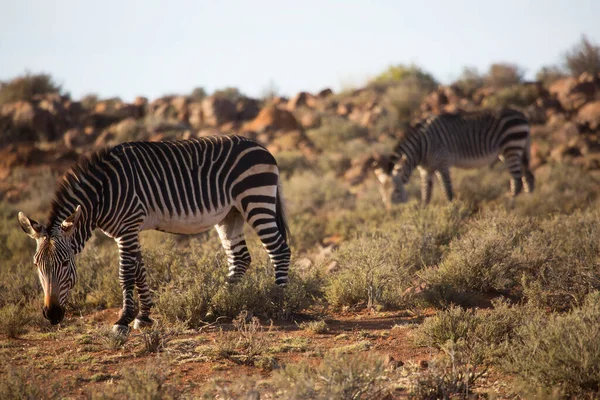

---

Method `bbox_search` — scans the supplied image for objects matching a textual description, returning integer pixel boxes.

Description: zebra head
[371,154,409,208]
[17,206,82,325]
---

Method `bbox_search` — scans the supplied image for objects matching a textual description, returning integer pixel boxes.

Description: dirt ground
[1,307,519,399]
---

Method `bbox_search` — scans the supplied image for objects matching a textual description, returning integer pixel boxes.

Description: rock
[336,103,353,116]
[552,121,580,144]
[549,77,596,111]
[298,111,321,129]
[201,96,236,126]
[266,130,313,154]
[325,261,339,274]
[576,100,600,131]
[317,88,333,98]
[550,143,582,162]
[295,257,313,271]
[287,92,317,111]
[383,354,404,370]
[64,128,96,149]
[236,97,260,121]
[243,105,299,132]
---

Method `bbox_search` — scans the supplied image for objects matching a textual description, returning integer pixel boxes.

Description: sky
[1,0,599,102]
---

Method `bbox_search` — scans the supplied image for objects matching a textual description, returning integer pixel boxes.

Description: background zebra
[372,108,535,207]
[18,135,291,334]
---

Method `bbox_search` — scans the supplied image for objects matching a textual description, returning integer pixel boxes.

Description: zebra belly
[142,206,233,234]
[453,153,499,169]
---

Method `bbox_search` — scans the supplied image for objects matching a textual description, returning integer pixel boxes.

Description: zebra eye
[61,260,70,268]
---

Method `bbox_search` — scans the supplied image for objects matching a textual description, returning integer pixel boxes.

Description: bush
[0,366,59,400]
[0,302,34,338]
[485,63,524,88]
[306,116,367,152]
[371,64,438,92]
[212,87,244,102]
[452,66,484,96]
[481,84,540,108]
[0,72,62,105]
[91,364,178,400]
[418,213,536,306]
[505,292,600,396]
[326,236,409,309]
[536,65,567,87]
[380,77,433,129]
[270,352,390,399]
[518,210,600,310]
[564,35,600,77]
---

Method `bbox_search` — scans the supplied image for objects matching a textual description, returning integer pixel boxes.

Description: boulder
[576,100,600,131]
[549,77,596,111]
[201,96,236,126]
[236,97,260,121]
[243,105,299,132]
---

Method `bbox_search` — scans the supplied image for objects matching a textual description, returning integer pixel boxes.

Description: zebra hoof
[133,316,154,330]
[112,324,130,336]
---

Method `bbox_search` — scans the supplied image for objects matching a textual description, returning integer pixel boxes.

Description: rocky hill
[1,69,600,203]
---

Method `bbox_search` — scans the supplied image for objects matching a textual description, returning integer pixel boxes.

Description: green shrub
[0,302,34,338]
[418,213,536,306]
[485,63,524,88]
[519,210,600,310]
[0,72,62,105]
[564,35,600,77]
[270,352,390,399]
[481,84,540,108]
[371,64,438,92]
[306,116,367,152]
[452,66,484,96]
[0,366,59,400]
[380,78,432,129]
[536,65,567,87]
[91,363,178,400]
[505,292,600,396]
[516,164,599,217]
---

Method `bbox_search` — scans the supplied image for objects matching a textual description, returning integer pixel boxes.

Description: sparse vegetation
[564,35,600,77]
[2,44,600,398]
[0,72,63,105]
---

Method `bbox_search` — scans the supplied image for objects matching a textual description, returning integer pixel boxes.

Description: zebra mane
[47,147,113,230]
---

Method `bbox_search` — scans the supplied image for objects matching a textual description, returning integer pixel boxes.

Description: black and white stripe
[373,108,535,205]
[18,135,291,333]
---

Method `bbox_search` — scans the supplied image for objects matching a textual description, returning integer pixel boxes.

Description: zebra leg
[418,167,434,205]
[215,208,252,284]
[503,153,524,198]
[435,167,454,202]
[133,256,154,330]
[112,231,142,334]
[522,153,535,193]
[244,205,291,287]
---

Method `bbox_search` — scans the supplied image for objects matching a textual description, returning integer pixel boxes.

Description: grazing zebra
[18,135,291,334]
[372,108,534,206]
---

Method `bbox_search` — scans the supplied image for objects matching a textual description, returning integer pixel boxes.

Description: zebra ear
[18,212,45,240]
[61,205,82,236]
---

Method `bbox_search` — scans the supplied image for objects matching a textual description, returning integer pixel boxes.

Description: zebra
[372,108,535,207]
[18,135,291,334]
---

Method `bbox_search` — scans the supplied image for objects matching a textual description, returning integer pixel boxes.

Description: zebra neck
[389,149,420,183]
[47,181,103,255]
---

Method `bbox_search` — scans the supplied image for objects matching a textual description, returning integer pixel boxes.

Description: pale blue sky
[1,0,599,101]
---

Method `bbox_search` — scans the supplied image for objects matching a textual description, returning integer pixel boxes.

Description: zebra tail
[276,180,291,245]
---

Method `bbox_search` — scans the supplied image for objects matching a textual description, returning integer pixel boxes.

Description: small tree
[0,72,62,105]
[212,87,244,102]
[564,35,600,77]
[485,63,524,88]
[371,64,438,92]
[190,87,207,101]
[452,66,485,95]
[535,66,567,86]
